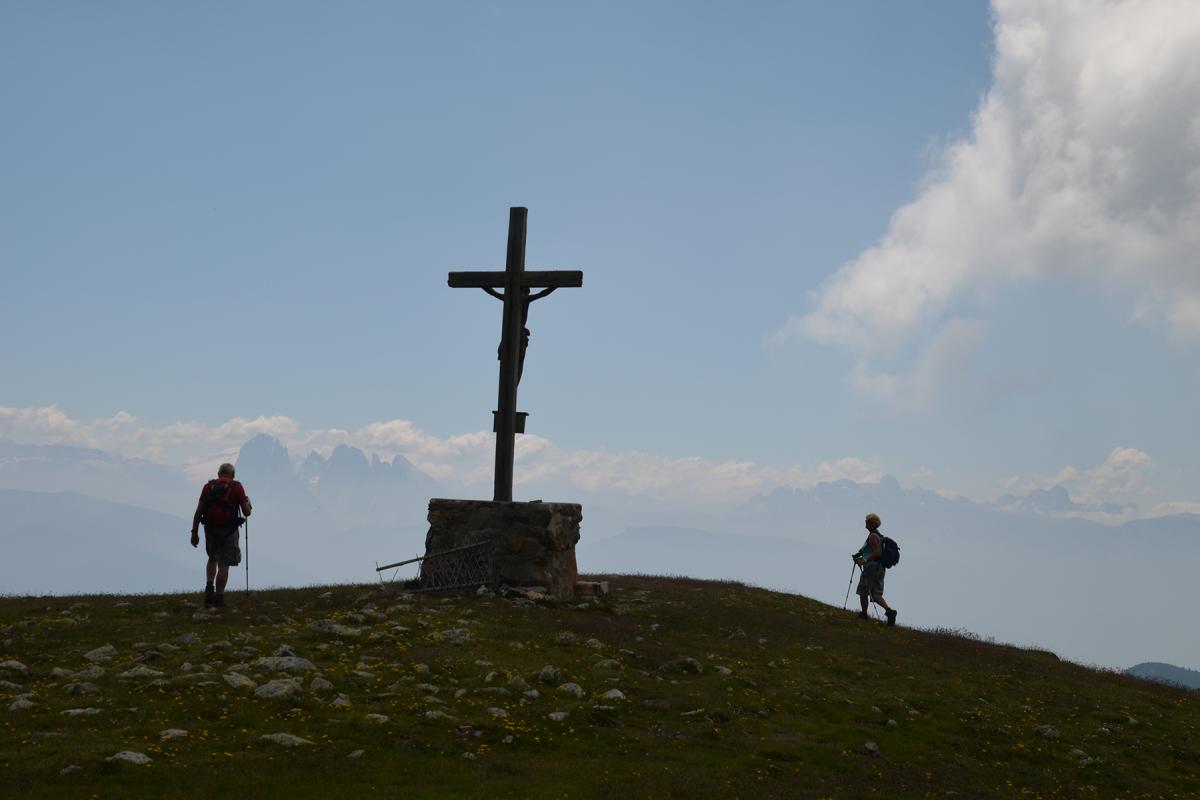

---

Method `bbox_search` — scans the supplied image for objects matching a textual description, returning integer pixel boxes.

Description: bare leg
[873,595,891,612]
[206,558,217,583]
[215,565,230,594]
[859,594,869,614]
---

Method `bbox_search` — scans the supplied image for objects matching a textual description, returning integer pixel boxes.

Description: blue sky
[3,1,1198,515]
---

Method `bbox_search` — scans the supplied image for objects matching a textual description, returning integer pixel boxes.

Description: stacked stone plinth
[423,499,582,597]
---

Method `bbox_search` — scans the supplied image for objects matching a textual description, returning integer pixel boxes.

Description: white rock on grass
[330,694,352,708]
[347,749,365,758]
[260,733,314,747]
[84,646,117,663]
[602,689,626,701]
[9,696,36,711]
[159,729,189,740]
[558,682,585,699]
[253,656,316,674]
[537,665,563,684]
[1037,725,1061,741]
[584,638,604,650]
[106,751,152,765]
[61,707,101,716]
[223,673,257,690]
[254,678,302,699]
[0,680,24,692]
[308,620,362,638]
[118,666,164,679]
[547,711,569,722]
[486,707,508,718]
[0,660,30,677]
[63,682,99,695]
[75,666,105,680]
[432,628,473,646]
[365,713,389,723]
[59,765,82,776]
[309,676,334,692]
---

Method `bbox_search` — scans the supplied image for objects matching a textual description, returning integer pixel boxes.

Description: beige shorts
[856,561,885,599]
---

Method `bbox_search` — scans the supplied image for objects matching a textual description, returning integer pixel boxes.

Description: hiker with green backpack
[853,512,899,626]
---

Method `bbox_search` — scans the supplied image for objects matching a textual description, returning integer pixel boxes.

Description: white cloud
[0,404,882,506]
[998,446,1155,513]
[777,0,1200,354]
[847,318,989,411]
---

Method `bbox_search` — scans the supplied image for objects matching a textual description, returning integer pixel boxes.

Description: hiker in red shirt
[190,463,252,608]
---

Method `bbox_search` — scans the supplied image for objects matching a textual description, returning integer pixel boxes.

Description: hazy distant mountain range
[1126,662,1200,691]
[2,434,1199,673]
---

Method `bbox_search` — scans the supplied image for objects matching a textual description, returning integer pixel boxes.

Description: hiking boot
[204,584,215,607]
[855,611,869,620]
[885,609,898,627]
[212,594,225,608]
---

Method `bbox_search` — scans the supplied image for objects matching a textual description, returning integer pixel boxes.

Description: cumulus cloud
[777,0,1200,354]
[0,405,882,506]
[847,318,989,411]
[998,445,1155,513]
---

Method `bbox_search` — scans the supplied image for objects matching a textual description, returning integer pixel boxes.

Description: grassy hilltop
[1,576,1196,799]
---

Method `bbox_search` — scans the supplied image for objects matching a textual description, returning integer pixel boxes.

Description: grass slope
[1,576,1196,799]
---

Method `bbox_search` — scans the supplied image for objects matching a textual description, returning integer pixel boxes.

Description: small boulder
[547,711,569,722]
[253,656,316,674]
[106,751,152,766]
[602,689,626,701]
[83,646,117,663]
[1036,725,1061,741]
[309,676,334,692]
[0,660,30,677]
[558,682,585,699]
[537,665,563,685]
[223,673,257,690]
[159,729,189,740]
[260,733,314,747]
[118,666,164,680]
[254,678,302,699]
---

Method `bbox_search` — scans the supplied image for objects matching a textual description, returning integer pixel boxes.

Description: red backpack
[200,479,243,527]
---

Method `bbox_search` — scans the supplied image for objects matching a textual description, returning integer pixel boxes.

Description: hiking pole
[244,517,250,595]
[843,562,858,609]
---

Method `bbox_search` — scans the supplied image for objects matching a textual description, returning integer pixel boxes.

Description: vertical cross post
[494,207,527,502]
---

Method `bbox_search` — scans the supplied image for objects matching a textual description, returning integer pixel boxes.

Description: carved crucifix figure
[449,207,583,502]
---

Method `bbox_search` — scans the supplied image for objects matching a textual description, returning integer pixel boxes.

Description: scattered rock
[61,707,101,716]
[9,696,36,711]
[223,673,257,690]
[662,657,703,675]
[59,765,82,776]
[107,751,152,766]
[84,646,117,663]
[681,708,706,717]
[365,713,389,723]
[863,741,880,758]
[0,660,29,677]
[715,666,733,676]
[347,749,365,758]
[432,628,473,646]
[462,751,477,760]
[318,592,334,600]
[63,682,100,695]
[886,719,898,728]
[547,711,569,722]
[253,656,316,674]
[486,707,508,718]
[260,733,314,747]
[0,680,24,692]
[51,667,74,680]
[593,659,620,671]
[75,666,105,680]
[537,665,564,684]
[558,682,585,699]
[310,676,334,692]
[330,694,352,708]
[159,729,189,740]
[555,632,578,646]
[118,666,164,679]
[1036,725,1061,741]
[308,620,362,638]
[584,638,604,650]
[254,678,303,699]
[415,683,440,695]
[274,645,297,657]
[602,689,626,701]
[424,710,454,721]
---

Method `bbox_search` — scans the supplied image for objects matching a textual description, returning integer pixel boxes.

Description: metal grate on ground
[375,541,494,593]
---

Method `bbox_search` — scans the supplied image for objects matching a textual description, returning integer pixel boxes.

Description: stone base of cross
[448,207,583,502]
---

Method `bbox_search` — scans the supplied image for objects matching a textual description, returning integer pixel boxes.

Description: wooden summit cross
[449,207,583,503]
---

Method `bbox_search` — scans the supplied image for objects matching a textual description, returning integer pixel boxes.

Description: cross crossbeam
[448,207,583,502]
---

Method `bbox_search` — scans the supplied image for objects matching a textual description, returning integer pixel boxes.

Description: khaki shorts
[856,561,886,599]
[204,525,241,567]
